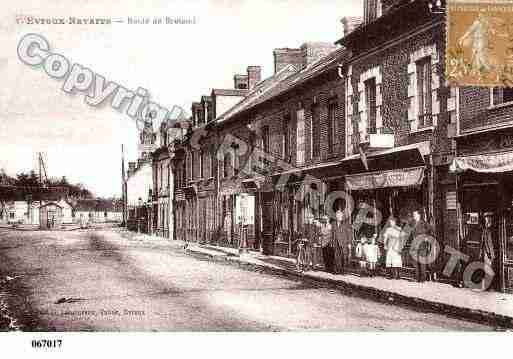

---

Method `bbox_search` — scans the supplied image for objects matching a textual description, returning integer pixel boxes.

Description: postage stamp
[446,0,513,87]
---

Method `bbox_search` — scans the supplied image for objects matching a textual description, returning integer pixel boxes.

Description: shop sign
[451,151,513,173]
[346,166,425,191]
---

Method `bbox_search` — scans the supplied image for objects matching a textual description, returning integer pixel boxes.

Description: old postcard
[2,1,513,354]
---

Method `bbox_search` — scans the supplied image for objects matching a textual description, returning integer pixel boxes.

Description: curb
[185,245,513,329]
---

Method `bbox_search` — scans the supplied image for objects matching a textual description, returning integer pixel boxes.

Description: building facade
[450,85,513,292]
[337,0,452,280]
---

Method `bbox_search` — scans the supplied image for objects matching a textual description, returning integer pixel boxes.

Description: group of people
[296,208,434,283]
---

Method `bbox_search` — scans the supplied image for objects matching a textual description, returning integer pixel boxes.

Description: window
[328,102,338,154]
[365,77,377,134]
[261,126,270,154]
[364,0,382,24]
[10,212,14,219]
[210,152,215,178]
[492,87,513,106]
[207,102,213,122]
[199,150,204,178]
[224,152,232,178]
[196,109,203,126]
[283,113,291,161]
[296,108,306,165]
[191,151,196,180]
[416,57,433,128]
[311,104,320,158]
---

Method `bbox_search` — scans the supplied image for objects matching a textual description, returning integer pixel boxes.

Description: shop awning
[450,151,513,173]
[343,141,431,162]
[346,166,425,191]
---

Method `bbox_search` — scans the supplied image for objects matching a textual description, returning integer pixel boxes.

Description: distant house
[73,199,123,224]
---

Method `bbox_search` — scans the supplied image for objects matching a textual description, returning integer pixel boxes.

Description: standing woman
[332,209,352,274]
[320,215,334,273]
[383,217,403,279]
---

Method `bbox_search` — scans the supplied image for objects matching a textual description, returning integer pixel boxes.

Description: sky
[0,0,362,198]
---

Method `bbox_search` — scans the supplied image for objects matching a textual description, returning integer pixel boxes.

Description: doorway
[461,183,501,291]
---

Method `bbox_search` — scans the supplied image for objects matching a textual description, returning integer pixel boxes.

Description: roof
[74,199,123,212]
[216,46,348,125]
[216,64,299,124]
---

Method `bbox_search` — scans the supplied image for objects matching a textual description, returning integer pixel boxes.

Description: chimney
[273,43,337,74]
[341,17,362,37]
[247,66,262,90]
[273,48,304,74]
[300,42,338,67]
[233,74,248,89]
[128,162,136,177]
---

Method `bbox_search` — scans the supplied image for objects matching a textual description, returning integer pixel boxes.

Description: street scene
[3,0,513,334]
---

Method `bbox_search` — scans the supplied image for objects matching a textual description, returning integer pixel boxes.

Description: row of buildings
[124,0,513,293]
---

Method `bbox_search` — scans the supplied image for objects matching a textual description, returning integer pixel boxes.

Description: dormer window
[236,83,248,89]
[364,0,382,24]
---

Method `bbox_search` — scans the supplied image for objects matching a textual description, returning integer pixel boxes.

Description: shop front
[342,141,433,279]
[451,129,513,292]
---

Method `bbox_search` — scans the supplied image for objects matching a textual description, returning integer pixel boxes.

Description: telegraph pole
[121,144,127,227]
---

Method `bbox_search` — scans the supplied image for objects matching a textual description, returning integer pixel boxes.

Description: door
[461,185,501,291]
[261,191,274,255]
[47,209,56,229]
[501,177,513,292]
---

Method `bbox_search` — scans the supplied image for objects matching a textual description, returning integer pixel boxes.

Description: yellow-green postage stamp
[447,0,513,87]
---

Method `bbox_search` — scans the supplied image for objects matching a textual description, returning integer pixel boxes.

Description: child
[364,234,380,277]
[355,236,367,275]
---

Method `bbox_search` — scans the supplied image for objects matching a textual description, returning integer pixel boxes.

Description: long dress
[384,225,403,268]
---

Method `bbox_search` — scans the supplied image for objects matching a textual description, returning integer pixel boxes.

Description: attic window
[364,0,382,24]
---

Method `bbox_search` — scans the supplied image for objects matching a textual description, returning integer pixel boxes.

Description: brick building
[450,81,513,292]
[337,0,452,280]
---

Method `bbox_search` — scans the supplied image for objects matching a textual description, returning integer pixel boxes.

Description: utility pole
[121,144,127,227]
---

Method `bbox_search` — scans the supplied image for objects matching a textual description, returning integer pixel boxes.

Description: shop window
[311,104,320,158]
[296,108,306,165]
[365,78,377,135]
[416,57,433,128]
[492,87,513,106]
[327,102,338,154]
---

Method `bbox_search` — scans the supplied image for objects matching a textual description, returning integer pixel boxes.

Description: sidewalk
[184,242,513,328]
[115,229,513,328]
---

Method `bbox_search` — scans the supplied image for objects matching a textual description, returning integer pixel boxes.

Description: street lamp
[137,197,143,234]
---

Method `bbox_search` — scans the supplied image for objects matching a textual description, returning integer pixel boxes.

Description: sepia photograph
[1,1,513,353]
